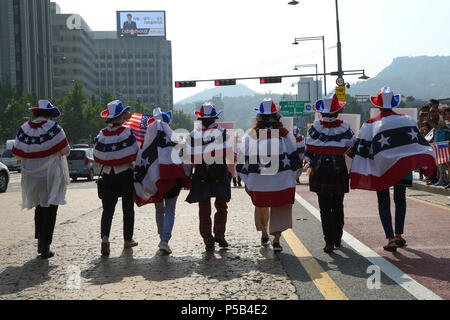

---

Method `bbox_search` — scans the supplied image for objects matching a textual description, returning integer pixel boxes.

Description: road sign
[304,103,314,113]
[335,86,346,102]
[336,77,345,86]
[279,101,312,117]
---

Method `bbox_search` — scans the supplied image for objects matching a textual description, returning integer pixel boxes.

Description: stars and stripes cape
[134,120,190,206]
[93,126,139,166]
[123,113,152,147]
[12,120,69,159]
[306,118,355,156]
[236,128,302,207]
[350,110,436,191]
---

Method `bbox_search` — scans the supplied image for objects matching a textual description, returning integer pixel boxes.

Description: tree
[59,82,87,144]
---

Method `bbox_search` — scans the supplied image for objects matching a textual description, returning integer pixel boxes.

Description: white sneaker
[159,241,172,254]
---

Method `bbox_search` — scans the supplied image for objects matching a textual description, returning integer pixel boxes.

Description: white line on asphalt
[295,193,443,300]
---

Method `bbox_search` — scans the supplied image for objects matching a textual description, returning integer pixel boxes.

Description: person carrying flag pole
[94,100,140,256]
[133,108,190,255]
[294,126,306,184]
[237,99,302,252]
[306,93,355,254]
[349,87,436,252]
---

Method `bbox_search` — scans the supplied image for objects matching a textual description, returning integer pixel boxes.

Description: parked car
[67,148,101,182]
[1,149,21,172]
[0,161,10,193]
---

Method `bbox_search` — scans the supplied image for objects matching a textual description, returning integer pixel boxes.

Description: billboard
[117,11,166,38]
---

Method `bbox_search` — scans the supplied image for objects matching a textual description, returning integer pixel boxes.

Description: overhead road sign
[279,101,312,117]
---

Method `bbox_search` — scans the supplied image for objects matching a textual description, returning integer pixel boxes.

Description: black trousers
[34,205,58,246]
[101,169,135,241]
[317,193,345,245]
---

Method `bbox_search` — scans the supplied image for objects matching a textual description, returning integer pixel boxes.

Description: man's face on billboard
[127,15,132,22]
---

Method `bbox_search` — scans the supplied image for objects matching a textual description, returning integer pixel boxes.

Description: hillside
[176,84,258,104]
[349,56,450,99]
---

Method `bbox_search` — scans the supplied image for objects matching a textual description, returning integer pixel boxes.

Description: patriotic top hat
[254,99,281,114]
[148,107,172,125]
[195,102,221,119]
[315,93,346,114]
[29,100,61,118]
[370,87,401,109]
[101,100,130,119]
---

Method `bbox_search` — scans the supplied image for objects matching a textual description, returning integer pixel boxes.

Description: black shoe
[205,244,215,252]
[40,246,55,259]
[272,242,283,252]
[334,240,341,248]
[214,234,229,248]
[261,237,270,246]
[324,244,334,253]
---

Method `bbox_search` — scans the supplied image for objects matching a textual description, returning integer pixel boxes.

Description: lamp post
[294,64,319,101]
[292,36,327,94]
[289,0,343,79]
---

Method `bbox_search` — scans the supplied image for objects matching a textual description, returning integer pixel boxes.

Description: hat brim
[101,107,131,119]
[370,95,401,109]
[195,111,221,119]
[254,107,282,114]
[314,100,346,114]
[30,107,61,118]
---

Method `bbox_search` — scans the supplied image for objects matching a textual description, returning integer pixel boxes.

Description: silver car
[68,148,101,182]
[1,149,21,172]
[0,161,10,193]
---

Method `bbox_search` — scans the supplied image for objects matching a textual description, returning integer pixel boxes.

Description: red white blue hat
[254,99,281,114]
[195,102,221,119]
[315,93,346,114]
[370,87,401,109]
[29,100,61,118]
[148,107,172,125]
[101,100,130,119]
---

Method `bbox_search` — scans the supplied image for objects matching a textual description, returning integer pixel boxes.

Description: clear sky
[54,0,450,103]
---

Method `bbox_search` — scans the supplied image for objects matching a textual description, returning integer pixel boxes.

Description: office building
[297,77,323,102]
[0,0,53,98]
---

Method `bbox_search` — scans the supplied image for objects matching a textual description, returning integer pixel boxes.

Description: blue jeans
[376,185,406,239]
[155,196,178,241]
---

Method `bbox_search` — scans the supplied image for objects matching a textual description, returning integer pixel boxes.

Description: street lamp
[294,64,319,101]
[289,0,344,78]
[292,36,327,94]
[358,71,370,80]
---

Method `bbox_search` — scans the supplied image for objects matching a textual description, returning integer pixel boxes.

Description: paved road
[0,173,447,300]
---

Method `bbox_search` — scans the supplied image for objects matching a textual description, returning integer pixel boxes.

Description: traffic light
[175,81,196,88]
[214,79,236,86]
[260,77,282,84]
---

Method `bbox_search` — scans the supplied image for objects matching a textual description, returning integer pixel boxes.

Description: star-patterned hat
[29,100,61,118]
[101,100,130,119]
[315,93,346,114]
[370,87,401,109]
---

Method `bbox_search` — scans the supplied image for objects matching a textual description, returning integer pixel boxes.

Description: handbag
[96,166,105,199]
[310,154,346,177]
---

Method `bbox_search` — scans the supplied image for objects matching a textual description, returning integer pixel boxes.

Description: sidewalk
[411,171,450,196]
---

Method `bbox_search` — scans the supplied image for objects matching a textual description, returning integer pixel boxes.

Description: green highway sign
[279,101,313,117]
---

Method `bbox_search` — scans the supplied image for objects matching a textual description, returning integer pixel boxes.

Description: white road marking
[295,193,443,300]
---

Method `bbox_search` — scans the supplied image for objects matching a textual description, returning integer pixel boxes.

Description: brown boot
[101,242,110,256]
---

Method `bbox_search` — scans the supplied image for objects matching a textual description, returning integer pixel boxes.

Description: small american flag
[431,142,450,165]
[123,113,152,146]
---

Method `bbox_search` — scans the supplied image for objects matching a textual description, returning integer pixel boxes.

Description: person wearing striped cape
[93,100,139,256]
[236,99,302,252]
[306,93,355,254]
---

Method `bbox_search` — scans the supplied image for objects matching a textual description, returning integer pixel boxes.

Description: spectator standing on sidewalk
[306,93,355,254]
[423,100,441,185]
[236,99,302,252]
[12,100,70,259]
[93,100,139,256]
[433,106,450,187]
[186,103,233,252]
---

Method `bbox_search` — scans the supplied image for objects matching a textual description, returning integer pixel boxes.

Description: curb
[411,182,450,196]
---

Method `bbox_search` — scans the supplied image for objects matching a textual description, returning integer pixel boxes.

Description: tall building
[297,77,323,102]
[0,0,53,98]
[93,31,173,108]
[50,5,97,98]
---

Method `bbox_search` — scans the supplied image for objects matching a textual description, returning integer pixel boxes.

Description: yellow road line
[282,229,348,300]
[405,195,450,211]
